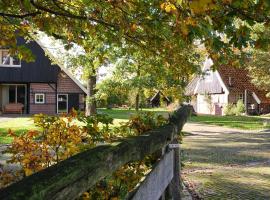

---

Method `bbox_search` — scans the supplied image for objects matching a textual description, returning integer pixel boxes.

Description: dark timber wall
[0,38,60,83]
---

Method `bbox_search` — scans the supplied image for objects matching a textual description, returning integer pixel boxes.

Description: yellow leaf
[25,168,33,176]
[165,5,171,13]
[82,192,90,200]
[160,2,166,9]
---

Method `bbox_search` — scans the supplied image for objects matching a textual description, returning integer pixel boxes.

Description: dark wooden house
[149,91,171,107]
[0,38,86,114]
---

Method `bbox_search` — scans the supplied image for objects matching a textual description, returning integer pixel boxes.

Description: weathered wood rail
[0,105,191,200]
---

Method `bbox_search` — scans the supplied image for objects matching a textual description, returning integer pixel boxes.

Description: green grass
[0,108,169,144]
[182,126,270,199]
[189,114,270,130]
[97,108,170,125]
[0,118,40,144]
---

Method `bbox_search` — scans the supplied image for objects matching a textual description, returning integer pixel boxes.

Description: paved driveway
[181,122,270,200]
[0,117,14,123]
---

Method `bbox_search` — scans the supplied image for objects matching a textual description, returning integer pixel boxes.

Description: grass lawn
[182,124,270,199]
[98,107,170,125]
[0,108,169,144]
[189,114,270,130]
[0,118,40,144]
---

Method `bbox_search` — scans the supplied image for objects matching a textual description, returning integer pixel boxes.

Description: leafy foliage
[86,112,168,199]
[224,100,245,116]
[224,103,237,116]
[2,0,270,111]
[113,111,167,138]
[0,110,168,199]
[247,49,270,96]
[7,111,85,177]
[1,0,270,80]
[97,78,129,107]
[78,113,114,143]
[235,100,246,115]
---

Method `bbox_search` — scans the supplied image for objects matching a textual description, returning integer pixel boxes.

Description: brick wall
[29,72,85,114]
[30,104,56,115]
[29,83,56,114]
[260,104,270,114]
[57,72,83,94]
[57,72,85,106]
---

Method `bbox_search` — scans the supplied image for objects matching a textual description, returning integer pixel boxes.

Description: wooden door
[68,94,79,112]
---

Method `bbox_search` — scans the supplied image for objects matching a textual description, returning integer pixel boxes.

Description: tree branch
[52,0,75,15]
[29,0,118,29]
[0,11,41,18]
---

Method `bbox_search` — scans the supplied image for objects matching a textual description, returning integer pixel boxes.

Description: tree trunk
[135,65,141,111]
[86,75,97,116]
[135,93,139,111]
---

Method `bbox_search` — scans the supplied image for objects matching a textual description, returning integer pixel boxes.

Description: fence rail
[0,105,191,200]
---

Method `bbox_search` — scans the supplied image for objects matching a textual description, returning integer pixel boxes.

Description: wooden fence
[0,105,191,200]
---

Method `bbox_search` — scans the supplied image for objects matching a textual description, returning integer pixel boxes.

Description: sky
[38,33,113,83]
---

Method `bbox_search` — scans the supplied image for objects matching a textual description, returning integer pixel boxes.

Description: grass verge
[189,114,270,130]
[0,108,169,144]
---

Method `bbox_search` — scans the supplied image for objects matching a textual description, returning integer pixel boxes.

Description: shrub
[114,112,168,137]
[78,113,114,143]
[235,100,245,115]
[7,110,85,177]
[224,100,246,116]
[1,109,169,198]
[224,103,236,116]
[87,112,168,199]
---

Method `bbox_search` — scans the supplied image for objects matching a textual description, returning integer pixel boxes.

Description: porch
[0,84,28,114]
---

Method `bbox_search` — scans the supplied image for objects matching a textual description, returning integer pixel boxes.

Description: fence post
[160,147,166,200]
[168,138,181,200]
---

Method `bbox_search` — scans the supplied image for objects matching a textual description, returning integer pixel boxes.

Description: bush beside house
[224,100,246,116]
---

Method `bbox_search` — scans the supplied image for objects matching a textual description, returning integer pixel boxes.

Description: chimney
[229,77,232,86]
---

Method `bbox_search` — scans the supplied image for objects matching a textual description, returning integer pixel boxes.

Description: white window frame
[57,94,68,114]
[0,49,21,67]
[35,93,45,104]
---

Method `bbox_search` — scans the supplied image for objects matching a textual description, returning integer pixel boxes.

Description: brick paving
[181,122,270,199]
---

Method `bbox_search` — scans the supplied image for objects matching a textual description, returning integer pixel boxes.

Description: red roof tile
[218,66,270,104]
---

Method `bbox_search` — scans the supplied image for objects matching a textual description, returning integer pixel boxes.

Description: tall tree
[245,26,270,96]
[2,0,270,113]
[67,37,112,116]
[106,42,201,108]
[247,50,270,96]
[1,0,270,63]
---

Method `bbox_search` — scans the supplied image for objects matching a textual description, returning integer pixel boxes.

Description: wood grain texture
[0,38,60,83]
[131,151,174,200]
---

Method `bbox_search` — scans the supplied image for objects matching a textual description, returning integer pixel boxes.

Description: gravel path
[181,122,270,200]
[183,122,258,135]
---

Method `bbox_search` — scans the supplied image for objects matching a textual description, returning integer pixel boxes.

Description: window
[238,93,244,102]
[35,93,45,104]
[0,49,21,67]
[9,85,16,103]
[57,94,68,113]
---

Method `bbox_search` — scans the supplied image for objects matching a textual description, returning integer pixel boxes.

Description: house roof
[150,90,170,103]
[185,76,199,96]
[218,66,270,104]
[35,39,87,94]
[186,65,270,104]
